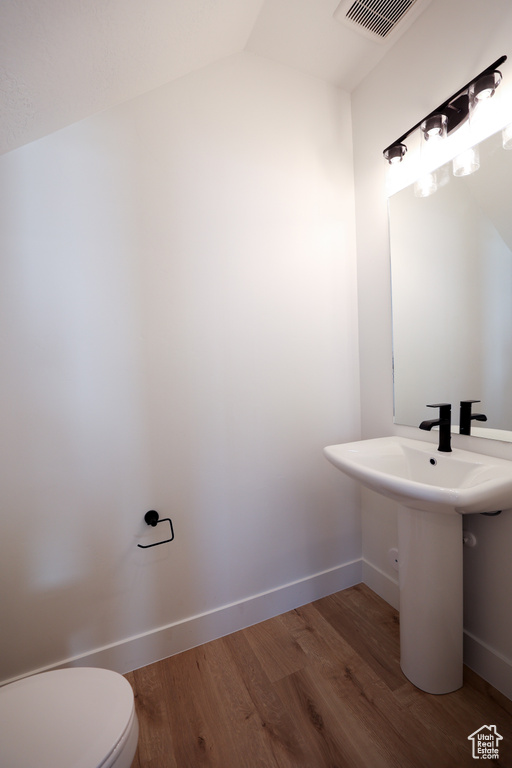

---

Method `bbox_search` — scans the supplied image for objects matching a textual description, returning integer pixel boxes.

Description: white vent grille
[334,0,431,44]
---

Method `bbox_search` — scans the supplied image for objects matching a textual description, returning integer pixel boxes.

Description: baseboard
[464,630,512,701]
[362,558,399,610]
[363,558,512,701]
[1,559,362,686]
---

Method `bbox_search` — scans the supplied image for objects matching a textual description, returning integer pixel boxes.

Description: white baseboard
[362,558,399,610]
[2,559,362,686]
[363,558,512,701]
[464,630,512,701]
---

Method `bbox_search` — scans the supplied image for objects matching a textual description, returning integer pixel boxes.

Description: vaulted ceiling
[0,0,425,155]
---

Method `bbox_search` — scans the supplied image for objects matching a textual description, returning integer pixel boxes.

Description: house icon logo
[468,725,503,759]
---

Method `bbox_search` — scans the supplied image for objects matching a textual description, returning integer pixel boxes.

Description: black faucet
[419,403,452,452]
[459,400,487,435]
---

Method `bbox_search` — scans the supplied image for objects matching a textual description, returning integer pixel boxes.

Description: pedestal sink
[324,436,512,694]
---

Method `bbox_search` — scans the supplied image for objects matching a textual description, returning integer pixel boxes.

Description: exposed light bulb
[383,143,407,164]
[421,114,447,142]
[471,71,502,103]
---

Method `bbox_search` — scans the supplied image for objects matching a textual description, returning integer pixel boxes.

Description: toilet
[0,667,139,768]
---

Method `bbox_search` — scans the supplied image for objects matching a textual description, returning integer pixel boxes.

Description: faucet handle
[426,403,451,418]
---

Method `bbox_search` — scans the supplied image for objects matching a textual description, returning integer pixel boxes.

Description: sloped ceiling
[247,0,403,91]
[1,0,413,155]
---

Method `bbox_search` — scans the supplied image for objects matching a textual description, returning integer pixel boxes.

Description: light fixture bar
[383,55,507,161]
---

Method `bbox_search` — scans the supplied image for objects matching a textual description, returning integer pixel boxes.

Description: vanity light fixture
[420,113,447,142]
[382,55,506,163]
[383,142,407,163]
[471,70,502,102]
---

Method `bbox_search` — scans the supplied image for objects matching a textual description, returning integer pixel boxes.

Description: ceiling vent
[333,0,432,44]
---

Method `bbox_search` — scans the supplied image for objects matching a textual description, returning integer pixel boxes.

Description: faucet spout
[419,403,452,452]
[419,418,440,430]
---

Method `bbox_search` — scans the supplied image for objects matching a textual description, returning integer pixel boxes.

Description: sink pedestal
[398,507,463,694]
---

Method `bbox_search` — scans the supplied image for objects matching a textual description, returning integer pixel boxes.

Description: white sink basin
[324,436,512,515]
[324,435,512,694]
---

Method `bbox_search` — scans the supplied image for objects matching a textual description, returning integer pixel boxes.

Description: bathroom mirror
[388,126,512,442]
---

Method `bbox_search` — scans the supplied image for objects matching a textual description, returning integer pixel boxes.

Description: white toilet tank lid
[0,667,135,768]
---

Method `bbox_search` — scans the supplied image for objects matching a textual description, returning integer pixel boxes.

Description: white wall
[352,0,512,697]
[0,51,362,684]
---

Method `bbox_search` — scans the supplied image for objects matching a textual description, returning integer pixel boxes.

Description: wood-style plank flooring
[125,584,512,767]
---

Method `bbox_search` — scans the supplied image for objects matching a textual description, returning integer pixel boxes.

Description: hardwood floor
[125,584,512,767]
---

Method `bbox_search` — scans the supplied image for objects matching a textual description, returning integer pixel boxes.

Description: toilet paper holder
[137,510,175,548]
